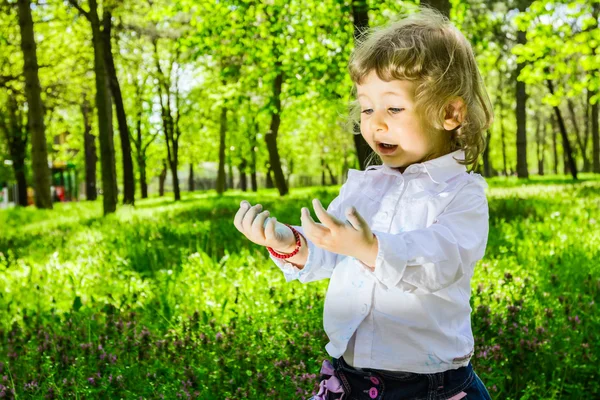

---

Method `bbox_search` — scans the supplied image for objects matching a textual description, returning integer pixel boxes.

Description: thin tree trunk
[251,123,258,192]
[566,99,588,171]
[17,0,52,209]
[81,95,97,201]
[216,106,227,194]
[551,114,559,175]
[535,114,545,175]
[321,157,326,186]
[482,130,492,177]
[154,38,180,201]
[546,79,577,179]
[326,163,338,185]
[188,163,195,192]
[158,160,167,197]
[516,30,529,179]
[266,166,274,189]
[0,96,28,206]
[265,67,289,195]
[135,116,149,199]
[103,11,135,205]
[139,156,148,198]
[498,86,508,176]
[591,2,600,173]
[592,96,599,173]
[285,158,294,187]
[351,0,372,170]
[584,90,592,172]
[239,158,247,191]
[227,151,234,190]
[68,0,118,214]
[170,133,180,200]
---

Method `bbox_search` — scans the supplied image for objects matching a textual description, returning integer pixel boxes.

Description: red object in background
[56,186,65,202]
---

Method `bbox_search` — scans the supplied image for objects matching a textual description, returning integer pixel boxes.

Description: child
[233,8,493,400]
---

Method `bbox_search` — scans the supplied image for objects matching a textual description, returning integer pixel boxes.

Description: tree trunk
[420,0,451,17]
[153,38,180,201]
[321,157,326,186]
[535,115,544,175]
[351,0,372,170]
[188,163,195,192]
[265,68,289,196]
[216,106,227,194]
[482,130,492,177]
[81,95,97,201]
[551,114,559,175]
[515,29,529,179]
[592,95,599,173]
[17,0,52,209]
[239,158,247,191]
[139,156,148,198]
[136,116,148,199]
[498,87,508,176]
[546,79,577,179]
[285,158,294,187]
[158,160,167,197]
[170,138,180,200]
[583,90,592,172]
[102,11,135,205]
[0,96,28,206]
[566,99,589,171]
[227,151,234,190]
[251,123,258,192]
[326,163,338,185]
[71,0,119,214]
[592,2,600,173]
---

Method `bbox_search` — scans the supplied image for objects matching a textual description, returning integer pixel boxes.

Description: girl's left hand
[300,198,378,267]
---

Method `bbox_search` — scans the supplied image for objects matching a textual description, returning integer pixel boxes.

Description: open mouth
[377,142,398,154]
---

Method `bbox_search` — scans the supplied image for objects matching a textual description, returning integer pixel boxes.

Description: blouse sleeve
[366,180,489,293]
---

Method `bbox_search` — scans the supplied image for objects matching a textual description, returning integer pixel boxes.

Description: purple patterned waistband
[312,359,346,400]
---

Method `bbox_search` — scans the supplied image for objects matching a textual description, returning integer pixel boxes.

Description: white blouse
[269,150,489,373]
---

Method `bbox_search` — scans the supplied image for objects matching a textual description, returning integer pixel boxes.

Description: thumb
[345,206,367,231]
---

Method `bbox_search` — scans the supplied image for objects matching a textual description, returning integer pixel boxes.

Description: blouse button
[370,376,380,385]
[369,387,378,398]
[361,304,368,314]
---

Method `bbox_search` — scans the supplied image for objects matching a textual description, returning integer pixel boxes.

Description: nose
[370,109,387,133]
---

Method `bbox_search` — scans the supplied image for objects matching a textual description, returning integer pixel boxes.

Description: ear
[443,98,466,131]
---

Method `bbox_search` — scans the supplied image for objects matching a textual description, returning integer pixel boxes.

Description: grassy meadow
[0,175,599,399]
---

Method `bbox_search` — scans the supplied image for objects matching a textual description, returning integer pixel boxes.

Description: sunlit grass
[0,175,598,399]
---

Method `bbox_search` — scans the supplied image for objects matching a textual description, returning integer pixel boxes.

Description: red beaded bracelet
[267,224,304,259]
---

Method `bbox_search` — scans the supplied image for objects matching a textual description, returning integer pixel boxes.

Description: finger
[242,203,262,233]
[264,216,277,241]
[233,201,251,232]
[312,198,343,229]
[251,210,270,241]
[345,206,367,231]
[300,207,329,240]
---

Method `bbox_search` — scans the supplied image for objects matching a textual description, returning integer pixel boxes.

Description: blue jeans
[311,356,492,400]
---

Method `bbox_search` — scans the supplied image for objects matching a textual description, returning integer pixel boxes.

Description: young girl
[234,8,493,400]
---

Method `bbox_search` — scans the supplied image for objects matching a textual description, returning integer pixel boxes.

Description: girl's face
[356,70,450,171]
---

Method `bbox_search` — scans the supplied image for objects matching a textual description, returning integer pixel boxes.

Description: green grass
[0,174,598,399]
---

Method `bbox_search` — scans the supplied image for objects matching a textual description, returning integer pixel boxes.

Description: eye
[389,108,405,114]
[361,109,373,115]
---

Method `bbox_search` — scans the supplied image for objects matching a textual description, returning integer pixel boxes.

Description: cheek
[360,121,372,141]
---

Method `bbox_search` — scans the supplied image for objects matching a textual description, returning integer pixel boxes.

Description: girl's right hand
[233,200,297,252]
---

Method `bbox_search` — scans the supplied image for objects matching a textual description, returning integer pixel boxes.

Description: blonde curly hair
[347,7,493,169]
